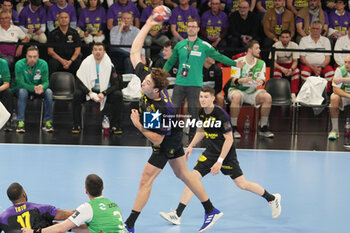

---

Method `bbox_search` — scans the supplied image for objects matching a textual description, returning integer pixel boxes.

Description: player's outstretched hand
[210,162,222,175]
[146,16,162,27]
[21,228,33,233]
[185,146,193,161]
[236,59,245,68]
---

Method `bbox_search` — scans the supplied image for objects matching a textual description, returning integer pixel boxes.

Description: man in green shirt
[328,54,350,141]
[0,57,13,131]
[227,40,274,138]
[163,18,243,140]
[21,174,128,233]
[14,45,53,133]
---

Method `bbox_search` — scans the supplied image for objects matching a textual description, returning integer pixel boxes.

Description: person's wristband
[34,228,42,233]
[217,157,224,163]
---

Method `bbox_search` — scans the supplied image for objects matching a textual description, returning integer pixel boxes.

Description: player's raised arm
[130,17,161,69]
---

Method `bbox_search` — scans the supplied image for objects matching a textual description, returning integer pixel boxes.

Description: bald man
[328,54,350,140]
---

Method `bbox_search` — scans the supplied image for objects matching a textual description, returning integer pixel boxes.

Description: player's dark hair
[163,40,177,50]
[151,68,169,91]
[247,40,259,49]
[86,0,102,8]
[280,30,291,36]
[7,183,24,202]
[187,18,200,27]
[201,86,215,96]
[85,174,103,197]
[92,42,105,51]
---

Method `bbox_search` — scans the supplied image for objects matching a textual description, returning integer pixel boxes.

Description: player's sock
[331,118,339,131]
[125,210,140,228]
[260,116,268,127]
[231,117,238,126]
[201,199,214,214]
[176,203,187,217]
[262,190,275,202]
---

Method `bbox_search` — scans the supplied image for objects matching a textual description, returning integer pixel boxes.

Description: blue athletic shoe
[199,208,223,232]
[125,224,134,233]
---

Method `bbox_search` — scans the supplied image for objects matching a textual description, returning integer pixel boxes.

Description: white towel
[0,101,10,129]
[76,54,112,111]
[296,76,327,105]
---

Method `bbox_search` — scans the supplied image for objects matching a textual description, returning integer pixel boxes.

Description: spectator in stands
[165,0,197,9]
[0,57,13,131]
[110,11,145,74]
[107,0,140,30]
[47,0,77,32]
[0,0,19,24]
[72,43,123,134]
[227,40,274,139]
[0,11,28,70]
[14,46,53,133]
[226,0,256,12]
[138,0,152,9]
[262,0,295,50]
[198,0,225,15]
[322,0,336,13]
[203,57,225,108]
[299,20,334,92]
[286,0,308,16]
[153,40,178,76]
[77,0,106,44]
[140,0,170,58]
[327,0,350,43]
[295,0,328,42]
[169,0,200,41]
[200,0,228,48]
[256,0,274,19]
[334,25,350,66]
[271,30,300,101]
[19,0,47,43]
[228,1,261,51]
[328,54,350,140]
[48,12,82,75]
[0,182,74,232]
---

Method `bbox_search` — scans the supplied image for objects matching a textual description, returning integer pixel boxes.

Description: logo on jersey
[143,110,161,129]
[71,210,80,219]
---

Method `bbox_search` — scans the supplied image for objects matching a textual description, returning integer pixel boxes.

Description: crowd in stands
[0,0,349,141]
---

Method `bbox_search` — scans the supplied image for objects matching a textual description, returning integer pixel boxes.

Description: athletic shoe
[125,224,134,233]
[328,131,339,140]
[232,126,241,139]
[111,126,123,135]
[3,121,12,132]
[258,126,274,138]
[199,208,223,232]
[159,209,181,225]
[16,121,25,133]
[269,193,282,218]
[43,121,54,132]
[72,125,81,134]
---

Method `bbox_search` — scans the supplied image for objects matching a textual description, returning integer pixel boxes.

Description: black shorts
[193,148,243,179]
[148,145,185,169]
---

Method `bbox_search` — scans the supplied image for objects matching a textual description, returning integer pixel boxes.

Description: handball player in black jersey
[160,87,282,226]
[124,17,223,233]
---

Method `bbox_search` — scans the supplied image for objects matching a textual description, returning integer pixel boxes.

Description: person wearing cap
[18,0,47,43]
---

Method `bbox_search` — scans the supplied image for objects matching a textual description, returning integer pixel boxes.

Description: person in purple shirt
[328,0,350,41]
[106,0,140,30]
[0,0,19,25]
[256,0,274,19]
[200,0,228,48]
[0,183,74,233]
[295,0,328,42]
[169,0,200,40]
[19,0,47,43]
[77,0,106,44]
[140,0,170,58]
[47,0,77,32]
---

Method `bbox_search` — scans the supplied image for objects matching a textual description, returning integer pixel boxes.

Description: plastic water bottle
[244,115,250,135]
[102,115,110,136]
[344,118,350,137]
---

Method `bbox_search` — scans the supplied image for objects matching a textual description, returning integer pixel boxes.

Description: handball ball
[152,5,171,22]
